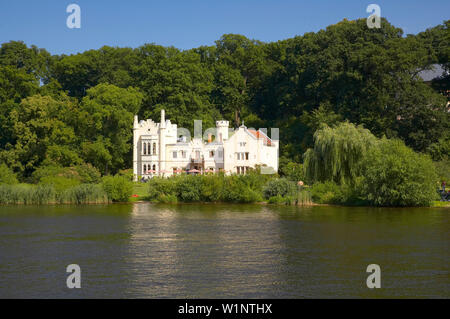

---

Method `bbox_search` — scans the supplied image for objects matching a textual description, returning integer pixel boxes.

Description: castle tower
[133,115,139,181]
[216,120,229,142]
[159,109,166,176]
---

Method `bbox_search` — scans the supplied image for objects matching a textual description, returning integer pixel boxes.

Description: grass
[431,201,450,207]
[131,182,149,202]
[0,183,109,205]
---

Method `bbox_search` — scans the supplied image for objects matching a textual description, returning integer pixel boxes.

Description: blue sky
[0,0,448,55]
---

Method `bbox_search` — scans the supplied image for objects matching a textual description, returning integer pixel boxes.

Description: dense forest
[0,18,448,183]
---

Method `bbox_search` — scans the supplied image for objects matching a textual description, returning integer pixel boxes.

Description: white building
[133,110,278,180]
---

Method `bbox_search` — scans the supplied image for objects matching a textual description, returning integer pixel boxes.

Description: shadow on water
[0,203,448,298]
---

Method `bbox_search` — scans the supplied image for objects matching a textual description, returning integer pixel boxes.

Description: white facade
[133,110,278,180]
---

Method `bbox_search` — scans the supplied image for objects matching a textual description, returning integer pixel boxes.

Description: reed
[0,184,109,205]
[297,188,312,206]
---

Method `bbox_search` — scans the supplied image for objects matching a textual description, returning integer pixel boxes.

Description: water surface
[0,203,448,298]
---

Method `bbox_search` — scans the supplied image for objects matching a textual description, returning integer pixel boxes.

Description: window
[182,150,186,158]
[245,152,249,160]
[237,167,240,174]
[209,150,215,158]
[152,164,156,172]
[240,142,246,147]
[143,164,147,174]
[153,143,156,155]
[143,143,147,155]
[173,151,177,159]
[236,153,240,160]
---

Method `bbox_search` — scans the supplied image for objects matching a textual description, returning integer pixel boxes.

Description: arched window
[143,164,147,174]
[153,143,156,155]
[153,164,156,172]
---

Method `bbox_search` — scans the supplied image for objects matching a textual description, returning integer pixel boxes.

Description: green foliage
[39,176,80,192]
[0,163,18,184]
[362,139,438,206]
[310,181,344,204]
[279,159,305,182]
[101,175,133,202]
[57,184,108,204]
[263,178,297,199]
[0,183,108,205]
[76,84,143,174]
[0,19,449,188]
[146,177,178,203]
[147,173,266,203]
[304,122,377,185]
[434,157,450,182]
[31,164,101,184]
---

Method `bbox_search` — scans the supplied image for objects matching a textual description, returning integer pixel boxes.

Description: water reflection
[0,204,448,298]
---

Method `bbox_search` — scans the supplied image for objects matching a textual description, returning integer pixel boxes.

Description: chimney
[133,115,138,129]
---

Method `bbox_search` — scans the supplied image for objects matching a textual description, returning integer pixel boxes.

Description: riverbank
[132,181,450,208]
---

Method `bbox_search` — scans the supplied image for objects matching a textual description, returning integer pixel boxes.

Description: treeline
[0,18,449,182]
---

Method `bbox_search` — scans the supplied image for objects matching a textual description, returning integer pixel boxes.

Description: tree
[362,138,438,206]
[76,84,143,174]
[1,94,80,177]
[0,163,18,184]
[0,66,39,149]
[304,122,377,185]
[0,41,51,82]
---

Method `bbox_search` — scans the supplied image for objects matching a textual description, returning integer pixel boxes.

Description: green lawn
[131,182,149,201]
[431,201,450,208]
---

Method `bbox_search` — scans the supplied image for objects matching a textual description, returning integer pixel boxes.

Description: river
[0,203,448,298]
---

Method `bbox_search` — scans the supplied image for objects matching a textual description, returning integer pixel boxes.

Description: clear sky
[0,0,449,55]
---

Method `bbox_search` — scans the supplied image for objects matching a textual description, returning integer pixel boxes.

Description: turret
[160,109,165,128]
[133,115,139,181]
[216,120,229,142]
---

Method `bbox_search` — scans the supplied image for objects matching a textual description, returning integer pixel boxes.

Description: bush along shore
[144,172,311,205]
[0,166,132,205]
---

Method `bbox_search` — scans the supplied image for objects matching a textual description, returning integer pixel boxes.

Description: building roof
[247,129,272,146]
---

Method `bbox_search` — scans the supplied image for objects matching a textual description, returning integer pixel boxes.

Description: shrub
[279,161,305,182]
[175,175,203,202]
[31,164,101,184]
[362,139,438,206]
[200,174,225,202]
[101,175,133,202]
[221,175,263,203]
[147,177,177,201]
[263,178,297,199]
[434,157,450,183]
[0,164,18,185]
[268,195,295,205]
[39,176,80,192]
[154,194,178,203]
[310,181,343,204]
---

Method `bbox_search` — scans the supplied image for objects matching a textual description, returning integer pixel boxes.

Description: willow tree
[304,122,377,185]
